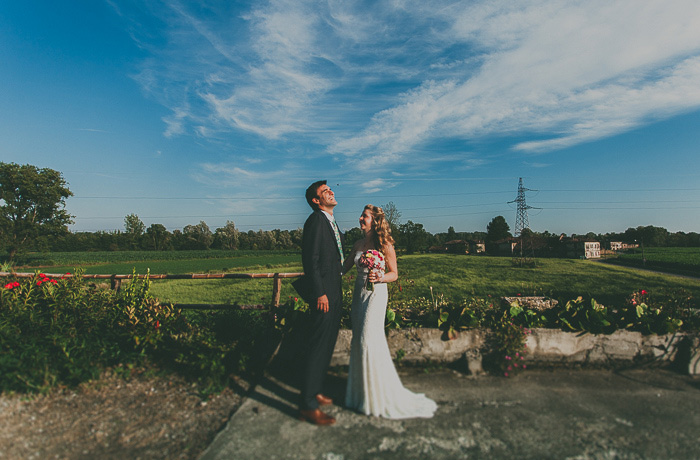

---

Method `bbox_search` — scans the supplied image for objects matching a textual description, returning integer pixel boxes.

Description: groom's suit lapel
[317,210,341,251]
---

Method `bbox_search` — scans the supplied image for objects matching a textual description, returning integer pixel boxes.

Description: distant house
[468,240,486,254]
[566,238,601,259]
[428,245,445,253]
[495,238,518,256]
[609,241,640,251]
[609,241,623,251]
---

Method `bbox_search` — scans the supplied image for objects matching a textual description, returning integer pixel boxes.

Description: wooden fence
[0,271,304,310]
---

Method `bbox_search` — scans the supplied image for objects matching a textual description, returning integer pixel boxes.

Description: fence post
[272,273,282,307]
[111,275,121,291]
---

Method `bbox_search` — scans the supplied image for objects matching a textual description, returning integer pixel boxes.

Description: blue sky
[2,0,700,236]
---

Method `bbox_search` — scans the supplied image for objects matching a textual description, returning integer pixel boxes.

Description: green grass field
[17,250,302,275]
[613,247,700,277]
[15,250,700,307]
[395,254,700,306]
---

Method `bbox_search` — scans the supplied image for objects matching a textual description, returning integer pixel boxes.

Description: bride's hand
[368,272,382,283]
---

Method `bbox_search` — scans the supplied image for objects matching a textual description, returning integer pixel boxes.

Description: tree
[182,221,213,249]
[397,220,429,254]
[381,201,402,228]
[0,162,73,260]
[146,223,170,251]
[343,227,364,249]
[124,213,145,249]
[212,221,239,250]
[124,214,145,236]
[447,226,457,241]
[486,216,511,242]
[486,215,511,254]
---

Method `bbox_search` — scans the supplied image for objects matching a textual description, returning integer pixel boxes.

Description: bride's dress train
[345,251,437,419]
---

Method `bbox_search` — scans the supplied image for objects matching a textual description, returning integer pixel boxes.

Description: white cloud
[123,0,700,169]
[331,0,700,158]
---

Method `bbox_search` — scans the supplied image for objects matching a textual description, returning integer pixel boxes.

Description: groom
[297,180,344,425]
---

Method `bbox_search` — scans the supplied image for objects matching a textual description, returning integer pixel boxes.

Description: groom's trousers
[300,299,343,410]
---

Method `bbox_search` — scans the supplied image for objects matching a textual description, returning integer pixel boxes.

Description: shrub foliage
[1,271,274,394]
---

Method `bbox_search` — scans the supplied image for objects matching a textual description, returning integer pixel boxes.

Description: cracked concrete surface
[200,367,700,459]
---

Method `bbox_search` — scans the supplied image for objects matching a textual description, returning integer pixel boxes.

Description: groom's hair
[305,180,327,211]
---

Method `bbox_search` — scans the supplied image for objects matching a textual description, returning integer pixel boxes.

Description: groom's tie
[330,219,344,264]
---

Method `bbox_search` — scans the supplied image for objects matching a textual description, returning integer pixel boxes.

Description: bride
[342,205,437,419]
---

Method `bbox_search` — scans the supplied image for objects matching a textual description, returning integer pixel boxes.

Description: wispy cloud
[119,0,700,170]
[333,0,700,159]
[76,128,110,133]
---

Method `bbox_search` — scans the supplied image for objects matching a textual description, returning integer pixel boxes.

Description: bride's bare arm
[370,243,397,283]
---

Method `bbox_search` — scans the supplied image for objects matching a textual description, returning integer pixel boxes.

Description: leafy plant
[483,311,530,377]
[438,296,492,340]
[557,296,615,334]
[0,271,272,395]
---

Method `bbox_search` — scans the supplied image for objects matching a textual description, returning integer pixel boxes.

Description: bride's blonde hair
[365,204,394,250]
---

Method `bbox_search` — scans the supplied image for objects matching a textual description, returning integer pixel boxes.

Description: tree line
[2,162,699,262]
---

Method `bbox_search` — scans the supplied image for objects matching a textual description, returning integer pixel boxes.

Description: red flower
[155,320,161,330]
[640,290,648,295]
[4,282,19,289]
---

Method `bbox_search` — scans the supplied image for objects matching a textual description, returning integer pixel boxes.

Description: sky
[2,0,700,236]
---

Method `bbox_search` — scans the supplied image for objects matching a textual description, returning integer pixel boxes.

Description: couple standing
[296,180,437,425]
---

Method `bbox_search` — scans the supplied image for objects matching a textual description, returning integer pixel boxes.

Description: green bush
[0,271,273,394]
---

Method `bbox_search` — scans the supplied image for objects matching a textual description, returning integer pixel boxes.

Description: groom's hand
[316,295,330,313]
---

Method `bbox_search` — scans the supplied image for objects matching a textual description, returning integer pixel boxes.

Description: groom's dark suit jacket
[298,209,344,410]
[301,210,343,304]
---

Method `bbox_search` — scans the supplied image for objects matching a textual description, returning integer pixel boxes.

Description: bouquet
[358,249,385,291]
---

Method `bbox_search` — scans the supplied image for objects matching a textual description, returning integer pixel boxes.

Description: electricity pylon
[508,178,539,266]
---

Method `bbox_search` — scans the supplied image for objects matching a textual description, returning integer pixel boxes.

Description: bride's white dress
[345,251,437,419]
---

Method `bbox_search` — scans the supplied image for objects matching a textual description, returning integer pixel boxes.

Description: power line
[68,187,700,202]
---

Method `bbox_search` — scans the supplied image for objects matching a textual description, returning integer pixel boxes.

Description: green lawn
[613,247,700,277]
[15,251,700,307]
[391,255,700,307]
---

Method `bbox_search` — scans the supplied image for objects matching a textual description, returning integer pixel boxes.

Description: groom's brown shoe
[298,409,336,425]
[316,393,333,406]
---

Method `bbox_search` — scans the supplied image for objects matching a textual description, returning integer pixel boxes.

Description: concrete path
[200,366,700,459]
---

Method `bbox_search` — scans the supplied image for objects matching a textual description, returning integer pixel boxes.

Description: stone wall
[331,327,700,375]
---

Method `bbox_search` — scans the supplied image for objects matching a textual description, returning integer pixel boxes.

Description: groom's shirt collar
[321,210,335,224]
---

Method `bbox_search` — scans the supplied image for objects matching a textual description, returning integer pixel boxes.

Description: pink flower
[507,366,512,371]
[640,290,648,295]
[504,372,509,377]
[522,365,527,369]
